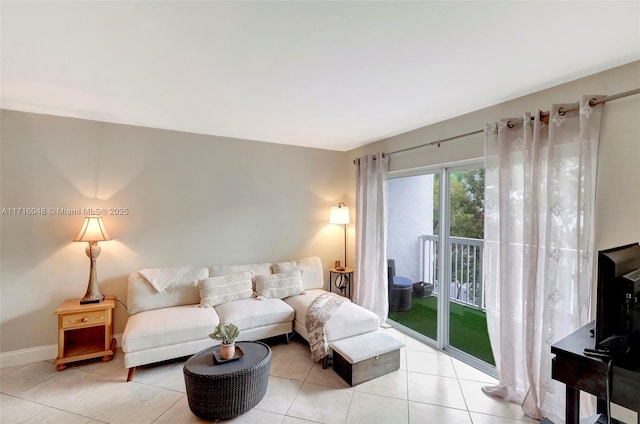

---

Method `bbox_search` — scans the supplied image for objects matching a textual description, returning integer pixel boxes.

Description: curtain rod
[381,87,640,158]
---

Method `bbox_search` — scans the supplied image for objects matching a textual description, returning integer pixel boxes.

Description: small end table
[53,297,116,371]
[330,267,354,299]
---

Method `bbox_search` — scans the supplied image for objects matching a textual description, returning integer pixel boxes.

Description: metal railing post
[418,235,485,310]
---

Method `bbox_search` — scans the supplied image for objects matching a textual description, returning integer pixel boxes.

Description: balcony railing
[419,235,485,310]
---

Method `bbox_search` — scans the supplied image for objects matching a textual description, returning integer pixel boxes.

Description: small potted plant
[209,322,240,360]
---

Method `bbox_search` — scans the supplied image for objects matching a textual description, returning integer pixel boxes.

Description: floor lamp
[74,215,112,304]
[329,202,350,269]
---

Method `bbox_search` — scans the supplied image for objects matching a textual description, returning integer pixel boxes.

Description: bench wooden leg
[127,367,136,382]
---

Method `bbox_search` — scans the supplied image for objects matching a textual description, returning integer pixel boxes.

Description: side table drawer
[62,310,107,329]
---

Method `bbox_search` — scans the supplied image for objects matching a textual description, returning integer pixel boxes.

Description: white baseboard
[0,333,122,368]
[0,344,58,368]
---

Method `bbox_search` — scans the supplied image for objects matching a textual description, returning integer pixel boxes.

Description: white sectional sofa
[121,257,380,381]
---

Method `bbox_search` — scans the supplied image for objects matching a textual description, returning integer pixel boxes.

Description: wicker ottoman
[183,341,271,421]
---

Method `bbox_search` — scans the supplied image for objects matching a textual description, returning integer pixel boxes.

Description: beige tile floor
[0,328,536,424]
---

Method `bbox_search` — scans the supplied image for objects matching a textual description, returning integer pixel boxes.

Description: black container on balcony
[413,282,433,298]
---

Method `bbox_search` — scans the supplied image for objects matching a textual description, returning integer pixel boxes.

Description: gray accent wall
[0,111,349,352]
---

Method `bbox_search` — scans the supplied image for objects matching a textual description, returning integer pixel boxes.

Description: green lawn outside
[388,295,495,365]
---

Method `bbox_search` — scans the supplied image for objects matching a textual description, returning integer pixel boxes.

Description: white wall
[0,110,348,353]
[348,60,640,315]
[387,175,433,282]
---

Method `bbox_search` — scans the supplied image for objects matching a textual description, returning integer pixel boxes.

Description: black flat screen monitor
[595,242,640,354]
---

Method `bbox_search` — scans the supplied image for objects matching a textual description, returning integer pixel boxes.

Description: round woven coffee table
[183,341,271,421]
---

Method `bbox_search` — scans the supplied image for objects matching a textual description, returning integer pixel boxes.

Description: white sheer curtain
[354,153,389,324]
[483,96,603,422]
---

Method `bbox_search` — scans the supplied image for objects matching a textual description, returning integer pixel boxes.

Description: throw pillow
[197,271,254,307]
[272,257,324,290]
[254,270,305,299]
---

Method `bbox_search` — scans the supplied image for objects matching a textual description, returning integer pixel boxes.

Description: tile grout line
[450,355,475,423]
[1,391,103,424]
[404,341,412,423]
[149,393,186,424]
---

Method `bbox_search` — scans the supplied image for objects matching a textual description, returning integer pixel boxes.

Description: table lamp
[329,202,350,269]
[74,215,112,304]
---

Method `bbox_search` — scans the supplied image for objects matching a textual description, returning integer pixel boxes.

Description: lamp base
[80,295,104,304]
[81,242,104,305]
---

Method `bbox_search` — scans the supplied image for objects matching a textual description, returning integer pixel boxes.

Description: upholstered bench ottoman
[329,330,404,386]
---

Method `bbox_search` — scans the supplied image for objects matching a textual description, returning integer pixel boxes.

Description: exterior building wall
[387,174,434,283]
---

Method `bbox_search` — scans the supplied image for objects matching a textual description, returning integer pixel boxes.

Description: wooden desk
[551,321,640,424]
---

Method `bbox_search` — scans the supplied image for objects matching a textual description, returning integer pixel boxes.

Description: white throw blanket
[305,292,348,361]
[139,265,192,293]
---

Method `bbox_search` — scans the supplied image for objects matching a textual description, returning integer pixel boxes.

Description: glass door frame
[387,159,496,378]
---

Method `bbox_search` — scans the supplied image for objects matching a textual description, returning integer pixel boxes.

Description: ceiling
[2,1,639,151]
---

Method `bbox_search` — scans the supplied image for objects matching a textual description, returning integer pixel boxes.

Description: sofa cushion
[330,330,405,363]
[127,266,210,315]
[283,288,325,314]
[122,305,219,353]
[254,270,305,299]
[272,256,324,290]
[214,298,295,331]
[210,262,273,278]
[284,289,380,341]
[210,262,273,291]
[197,271,254,307]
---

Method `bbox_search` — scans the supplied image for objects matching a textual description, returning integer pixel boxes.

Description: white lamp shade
[329,205,350,225]
[73,216,113,242]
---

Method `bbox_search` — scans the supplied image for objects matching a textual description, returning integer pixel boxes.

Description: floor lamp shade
[74,216,112,304]
[329,203,350,225]
[329,203,350,268]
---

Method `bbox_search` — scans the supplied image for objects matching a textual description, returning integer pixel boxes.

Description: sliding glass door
[387,162,494,370]
[387,172,439,340]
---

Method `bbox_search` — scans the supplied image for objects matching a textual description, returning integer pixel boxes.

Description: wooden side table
[53,297,116,371]
[329,267,354,299]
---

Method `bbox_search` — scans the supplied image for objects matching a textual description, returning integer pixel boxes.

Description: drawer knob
[82,317,88,322]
